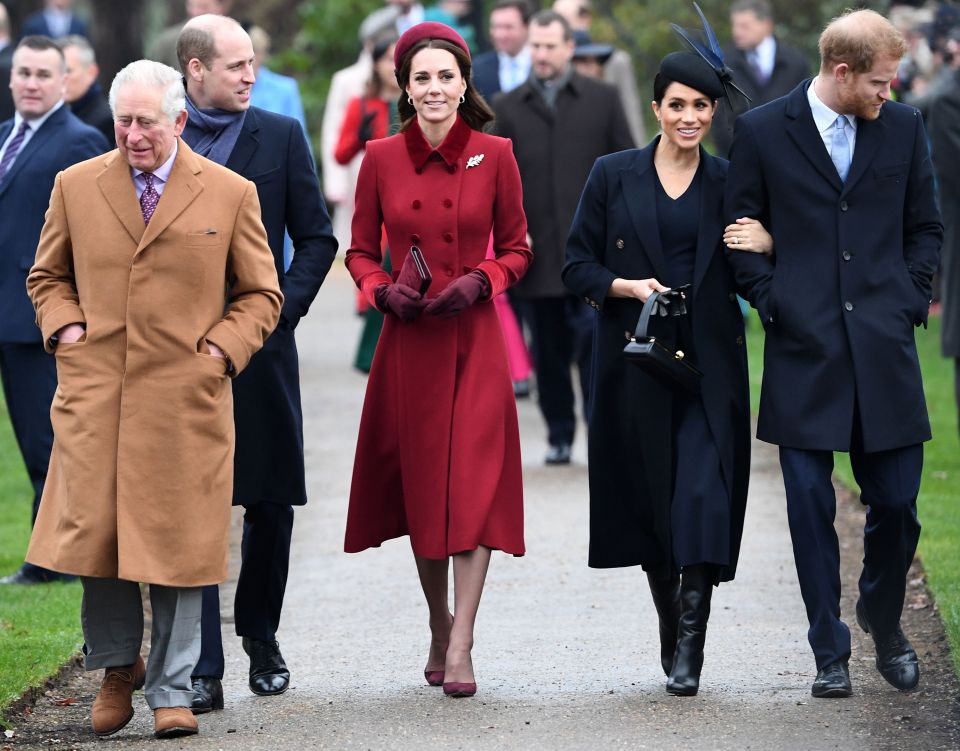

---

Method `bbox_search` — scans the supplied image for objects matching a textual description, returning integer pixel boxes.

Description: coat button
[844,301,854,311]
[447,164,457,174]
[445,269,453,277]
[442,198,453,208]
[842,251,851,261]
[736,335,744,345]
[728,292,737,302]
[412,200,421,210]
[443,232,454,243]
[616,238,624,249]
[415,167,423,175]
[411,233,421,243]
[840,200,848,211]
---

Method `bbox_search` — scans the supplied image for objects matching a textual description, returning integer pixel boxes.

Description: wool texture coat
[344,116,531,559]
[25,140,283,587]
[563,142,751,580]
[725,82,943,453]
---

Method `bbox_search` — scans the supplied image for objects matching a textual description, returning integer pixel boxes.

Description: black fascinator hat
[658,51,725,100]
[668,2,751,116]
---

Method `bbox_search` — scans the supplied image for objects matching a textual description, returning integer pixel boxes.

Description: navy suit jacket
[725,81,943,453]
[472,50,501,103]
[20,11,89,39]
[0,105,109,343]
[214,106,337,506]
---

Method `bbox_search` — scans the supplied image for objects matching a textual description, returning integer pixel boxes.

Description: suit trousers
[778,442,922,670]
[194,503,294,678]
[525,295,594,446]
[81,577,201,709]
[0,343,58,577]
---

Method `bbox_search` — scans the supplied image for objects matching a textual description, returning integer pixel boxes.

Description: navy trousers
[193,503,295,679]
[525,295,594,446]
[0,343,58,576]
[779,442,922,670]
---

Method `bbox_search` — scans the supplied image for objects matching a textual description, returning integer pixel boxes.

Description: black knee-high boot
[666,564,717,696]
[646,569,681,676]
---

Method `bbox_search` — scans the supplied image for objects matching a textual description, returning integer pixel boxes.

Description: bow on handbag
[622,286,703,393]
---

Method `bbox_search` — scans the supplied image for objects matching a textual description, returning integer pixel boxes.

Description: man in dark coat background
[19,0,88,40]
[177,15,337,711]
[60,35,113,142]
[712,0,809,156]
[726,10,942,699]
[494,9,633,465]
[0,35,109,586]
[471,0,532,102]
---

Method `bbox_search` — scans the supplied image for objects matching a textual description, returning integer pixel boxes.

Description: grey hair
[108,59,186,123]
[60,34,96,66]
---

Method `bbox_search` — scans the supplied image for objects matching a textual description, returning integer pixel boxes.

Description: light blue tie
[831,115,851,183]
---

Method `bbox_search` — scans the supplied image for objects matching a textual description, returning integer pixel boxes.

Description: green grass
[0,396,83,725]
[745,314,960,674]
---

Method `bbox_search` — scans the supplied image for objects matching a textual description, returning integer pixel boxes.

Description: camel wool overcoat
[25,140,283,587]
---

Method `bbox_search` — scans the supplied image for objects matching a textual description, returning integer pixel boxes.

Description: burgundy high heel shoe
[442,681,477,698]
[424,670,445,687]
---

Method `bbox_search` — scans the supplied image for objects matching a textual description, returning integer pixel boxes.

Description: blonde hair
[819,9,907,74]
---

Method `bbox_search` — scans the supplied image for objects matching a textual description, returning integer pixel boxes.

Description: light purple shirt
[131,141,178,199]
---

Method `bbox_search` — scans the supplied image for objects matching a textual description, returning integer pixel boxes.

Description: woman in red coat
[344,22,531,698]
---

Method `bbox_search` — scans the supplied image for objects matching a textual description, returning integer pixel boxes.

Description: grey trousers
[81,577,202,709]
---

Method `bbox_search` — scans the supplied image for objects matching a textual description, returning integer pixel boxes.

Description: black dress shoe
[811,660,852,698]
[856,599,920,691]
[666,565,716,696]
[242,637,290,696]
[190,676,224,714]
[0,564,77,585]
[545,443,572,465]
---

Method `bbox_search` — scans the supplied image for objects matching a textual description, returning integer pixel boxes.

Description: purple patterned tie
[140,172,160,224]
[0,121,30,184]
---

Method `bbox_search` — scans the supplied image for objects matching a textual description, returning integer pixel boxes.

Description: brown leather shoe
[91,656,147,737]
[154,707,199,738]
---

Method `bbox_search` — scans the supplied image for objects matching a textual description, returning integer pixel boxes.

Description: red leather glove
[375,283,426,322]
[424,271,489,319]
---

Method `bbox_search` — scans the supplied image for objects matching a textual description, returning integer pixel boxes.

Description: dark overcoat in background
[562,141,751,581]
[494,72,635,298]
[725,82,942,453]
[471,50,501,103]
[225,106,337,506]
[928,70,960,358]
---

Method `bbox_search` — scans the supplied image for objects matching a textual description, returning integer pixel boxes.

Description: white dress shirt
[0,99,65,169]
[807,77,857,159]
[498,48,531,93]
[748,35,777,82]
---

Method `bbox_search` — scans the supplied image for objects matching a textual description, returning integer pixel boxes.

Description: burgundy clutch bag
[397,246,432,296]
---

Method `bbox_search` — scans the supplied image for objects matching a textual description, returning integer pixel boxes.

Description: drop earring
[408,96,413,105]
[459,94,466,104]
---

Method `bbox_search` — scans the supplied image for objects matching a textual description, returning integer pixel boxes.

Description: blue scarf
[182,95,246,166]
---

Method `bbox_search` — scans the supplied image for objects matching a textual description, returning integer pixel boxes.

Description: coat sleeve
[724,115,777,325]
[902,110,944,326]
[562,157,617,311]
[344,144,392,307]
[473,138,531,298]
[280,119,338,328]
[27,172,86,352]
[204,181,284,374]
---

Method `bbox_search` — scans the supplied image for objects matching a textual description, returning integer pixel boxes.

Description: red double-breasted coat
[344,115,531,559]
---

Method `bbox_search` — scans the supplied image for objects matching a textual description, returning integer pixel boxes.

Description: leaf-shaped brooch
[466,153,485,169]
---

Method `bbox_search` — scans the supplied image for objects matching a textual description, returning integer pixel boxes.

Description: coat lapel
[619,143,667,280]
[137,139,205,253]
[0,106,67,198]
[224,108,258,175]
[842,112,885,194]
[692,152,724,297]
[784,82,844,192]
[96,150,146,245]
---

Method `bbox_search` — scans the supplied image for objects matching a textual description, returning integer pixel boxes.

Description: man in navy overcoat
[726,9,942,698]
[0,36,108,585]
[178,15,337,710]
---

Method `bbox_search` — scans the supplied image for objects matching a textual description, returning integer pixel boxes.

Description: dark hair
[15,35,66,69]
[652,73,718,105]
[395,38,495,132]
[177,25,217,73]
[730,0,773,22]
[492,0,532,24]
[530,9,573,41]
[366,36,397,98]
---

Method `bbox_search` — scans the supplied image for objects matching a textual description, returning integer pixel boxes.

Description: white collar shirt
[807,76,857,159]
[497,48,531,93]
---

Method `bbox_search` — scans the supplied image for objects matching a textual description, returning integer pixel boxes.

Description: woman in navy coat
[563,52,770,696]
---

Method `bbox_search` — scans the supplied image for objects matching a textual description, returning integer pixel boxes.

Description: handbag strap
[633,290,666,339]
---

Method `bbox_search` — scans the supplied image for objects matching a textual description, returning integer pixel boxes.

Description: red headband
[394,22,471,69]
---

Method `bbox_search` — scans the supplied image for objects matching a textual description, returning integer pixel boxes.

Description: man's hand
[55,323,85,345]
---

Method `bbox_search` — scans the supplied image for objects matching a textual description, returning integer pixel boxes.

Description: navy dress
[654,165,732,569]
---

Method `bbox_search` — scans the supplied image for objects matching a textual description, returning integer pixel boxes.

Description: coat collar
[403,114,473,169]
[224,106,261,175]
[0,105,70,199]
[96,137,206,252]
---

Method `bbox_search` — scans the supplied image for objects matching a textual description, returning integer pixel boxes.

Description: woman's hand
[609,277,669,302]
[724,217,773,255]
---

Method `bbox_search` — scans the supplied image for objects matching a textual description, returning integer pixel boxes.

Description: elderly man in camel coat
[25,59,282,740]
